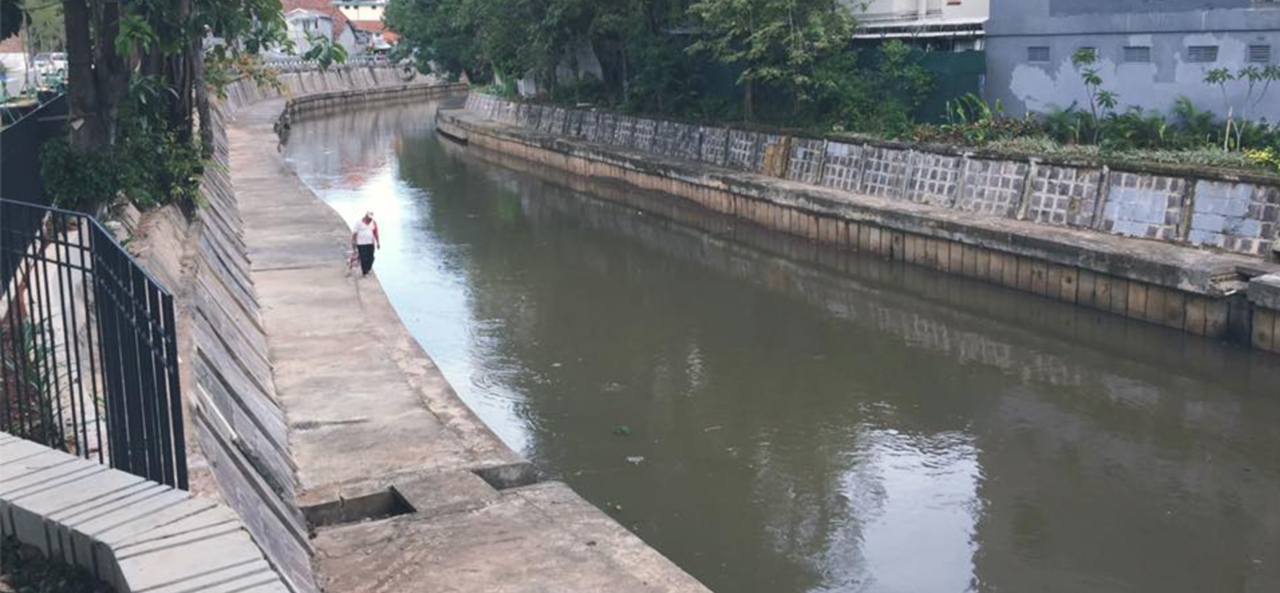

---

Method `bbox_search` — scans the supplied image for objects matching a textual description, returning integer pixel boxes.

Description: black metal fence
[0,199,187,489]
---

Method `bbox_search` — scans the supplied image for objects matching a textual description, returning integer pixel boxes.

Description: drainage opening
[472,462,540,491]
[304,487,416,528]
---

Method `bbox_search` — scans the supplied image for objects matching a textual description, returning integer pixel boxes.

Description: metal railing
[0,199,187,489]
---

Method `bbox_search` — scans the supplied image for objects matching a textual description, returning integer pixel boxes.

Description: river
[283,101,1280,593]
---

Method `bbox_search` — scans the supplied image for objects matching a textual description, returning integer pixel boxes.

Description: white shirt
[353,219,378,245]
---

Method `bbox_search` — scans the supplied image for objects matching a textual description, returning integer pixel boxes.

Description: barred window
[1187,46,1219,63]
[1248,45,1272,63]
[1027,46,1051,63]
[1123,46,1151,63]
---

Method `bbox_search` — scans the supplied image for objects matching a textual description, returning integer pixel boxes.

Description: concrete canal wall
[123,66,436,593]
[440,95,1280,355]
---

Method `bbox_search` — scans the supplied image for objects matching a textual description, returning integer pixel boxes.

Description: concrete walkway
[229,99,711,592]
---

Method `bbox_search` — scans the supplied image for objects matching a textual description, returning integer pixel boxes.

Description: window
[1027,46,1050,63]
[1187,45,1219,63]
[1123,46,1151,63]
[1248,44,1272,63]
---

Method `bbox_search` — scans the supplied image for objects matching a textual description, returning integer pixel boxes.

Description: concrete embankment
[218,85,711,591]
[125,67,447,593]
[439,95,1280,355]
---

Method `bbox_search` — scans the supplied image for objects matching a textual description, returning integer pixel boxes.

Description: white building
[333,0,386,23]
[284,8,336,56]
[852,0,988,51]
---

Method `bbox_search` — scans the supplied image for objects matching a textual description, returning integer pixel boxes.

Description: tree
[48,0,287,213]
[1071,47,1117,144]
[687,0,855,121]
[2,0,22,40]
[386,0,486,81]
[20,0,65,53]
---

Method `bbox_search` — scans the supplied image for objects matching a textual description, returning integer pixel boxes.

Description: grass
[983,136,1268,174]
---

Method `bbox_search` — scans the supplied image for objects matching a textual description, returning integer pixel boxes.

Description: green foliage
[0,319,60,448]
[205,52,284,99]
[20,0,65,53]
[115,76,203,208]
[687,0,857,119]
[550,75,609,107]
[1246,147,1280,173]
[912,93,1042,146]
[40,141,118,213]
[40,76,203,212]
[386,0,547,84]
[1070,47,1116,144]
[620,31,712,115]
[0,0,20,40]
[386,0,480,80]
[302,32,349,71]
[804,40,932,137]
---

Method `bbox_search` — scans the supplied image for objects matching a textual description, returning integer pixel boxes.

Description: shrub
[912,93,1043,146]
[39,75,203,213]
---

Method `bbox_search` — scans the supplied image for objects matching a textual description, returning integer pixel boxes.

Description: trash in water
[625,456,645,465]
[613,425,633,436]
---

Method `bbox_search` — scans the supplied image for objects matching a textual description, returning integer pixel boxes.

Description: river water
[283,102,1280,593]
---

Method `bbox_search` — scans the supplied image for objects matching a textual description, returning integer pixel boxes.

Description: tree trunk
[194,38,213,157]
[63,0,105,149]
[167,0,195,143]
[744,79,754,122]
[93,0,129,147]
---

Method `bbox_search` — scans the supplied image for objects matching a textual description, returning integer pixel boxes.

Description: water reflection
[285,103,1280,593]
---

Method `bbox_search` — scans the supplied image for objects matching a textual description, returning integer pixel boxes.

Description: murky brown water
[284,102,1280,593]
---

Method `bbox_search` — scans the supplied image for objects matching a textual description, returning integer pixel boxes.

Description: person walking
[352,211,380,276]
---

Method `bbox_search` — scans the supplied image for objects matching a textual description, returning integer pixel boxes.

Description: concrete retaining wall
[1,432,290,592]
[220,66,417,114]
[120,67,428,593]
[277,81,467,130]
[444,96,1280,355]
[463,94,1280,259]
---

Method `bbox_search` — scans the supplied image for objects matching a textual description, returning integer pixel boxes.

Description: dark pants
[357,244,375,275]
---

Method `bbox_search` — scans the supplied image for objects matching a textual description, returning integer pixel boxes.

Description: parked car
[32,52,67,76]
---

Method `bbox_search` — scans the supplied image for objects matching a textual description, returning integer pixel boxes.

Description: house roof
[0,32,24,54]
[348,20,398,44]
[281,0,347,37]
[286,8,331,19]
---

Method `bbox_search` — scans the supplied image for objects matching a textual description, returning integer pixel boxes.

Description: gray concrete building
[986,0,1280,121]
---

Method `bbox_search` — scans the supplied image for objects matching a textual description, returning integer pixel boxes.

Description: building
[332,1,396,56]
[333,0,386,22]
[284,8,337,56]
[852,0,989,51]
[986,0,1280,121]
[278,0,355,59]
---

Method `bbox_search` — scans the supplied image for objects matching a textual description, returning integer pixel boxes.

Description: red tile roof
[348,19,385,33]
[0,32,24,53]
[348,20,398,44]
